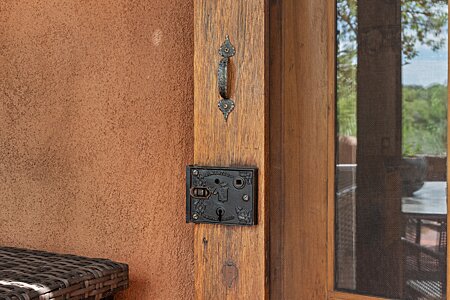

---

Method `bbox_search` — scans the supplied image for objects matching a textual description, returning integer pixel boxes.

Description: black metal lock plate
[186,166,257,226]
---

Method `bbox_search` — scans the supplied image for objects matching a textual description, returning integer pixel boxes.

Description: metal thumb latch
[217,35,236,121]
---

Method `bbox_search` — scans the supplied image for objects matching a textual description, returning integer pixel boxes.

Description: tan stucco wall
[0,1,194,299]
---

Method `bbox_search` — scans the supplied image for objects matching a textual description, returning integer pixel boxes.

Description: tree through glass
[335,0,448,298]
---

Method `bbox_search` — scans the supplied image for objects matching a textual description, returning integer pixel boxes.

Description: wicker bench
[0,247,128,300]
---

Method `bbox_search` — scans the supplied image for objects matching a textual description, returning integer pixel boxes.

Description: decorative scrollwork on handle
[217,35,235,121]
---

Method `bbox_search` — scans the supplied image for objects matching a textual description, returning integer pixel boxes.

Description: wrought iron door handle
[217,35,236,121]
[218,57,230,99]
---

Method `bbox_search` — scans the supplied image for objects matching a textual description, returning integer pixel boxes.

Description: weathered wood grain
[327,0,337,296]
[194,0,268,299]
[269,0,331,299]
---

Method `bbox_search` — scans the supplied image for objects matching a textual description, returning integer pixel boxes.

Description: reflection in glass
[335,0,448,299]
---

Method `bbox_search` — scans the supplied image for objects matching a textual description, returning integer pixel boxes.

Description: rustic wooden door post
[194,1,268,299]
[193,0,332,298]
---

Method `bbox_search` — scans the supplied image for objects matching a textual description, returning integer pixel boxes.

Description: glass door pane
[335,0,448,298]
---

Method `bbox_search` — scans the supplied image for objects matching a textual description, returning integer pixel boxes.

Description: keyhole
[216,207,225,222]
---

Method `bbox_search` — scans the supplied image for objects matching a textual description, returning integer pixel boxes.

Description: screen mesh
[335,0,448,298]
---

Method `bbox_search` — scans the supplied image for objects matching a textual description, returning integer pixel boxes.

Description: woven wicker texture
[403,219,447,299]
[0,247,128,300]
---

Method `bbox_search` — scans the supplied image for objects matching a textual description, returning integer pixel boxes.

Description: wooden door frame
[194,0,448,299]
[269,0,333,298]
[194,0,333,298]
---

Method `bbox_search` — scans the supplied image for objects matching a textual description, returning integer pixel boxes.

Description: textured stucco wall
[0,1,194,299]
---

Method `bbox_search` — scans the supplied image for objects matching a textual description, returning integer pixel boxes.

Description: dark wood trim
[268,0,284,297]
[269,0,331,298]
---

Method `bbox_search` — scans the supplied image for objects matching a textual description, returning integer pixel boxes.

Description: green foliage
[337,0,448,156]
[336,48,357,137]
[402,0,448,63]
[337,0,448,63]
[403,84,448,155]
[338,83,448,155]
